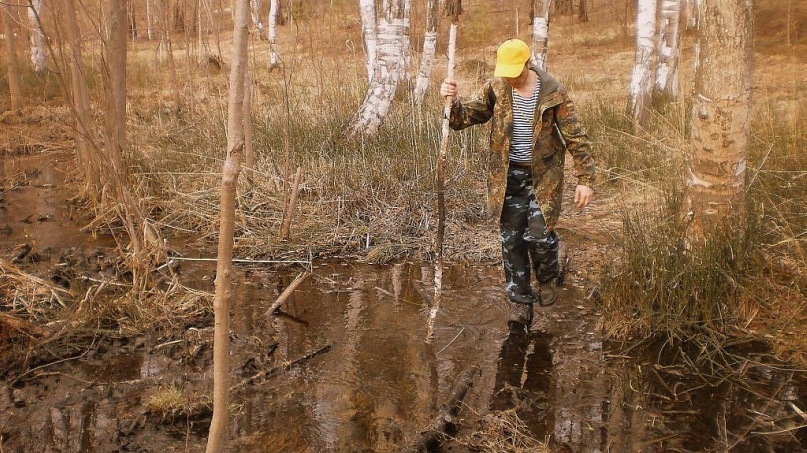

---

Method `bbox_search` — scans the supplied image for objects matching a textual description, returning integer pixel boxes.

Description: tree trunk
[153,0,165,61]
[347,0,409,137]
[2,4,23,110]
[684,0,753,244]
[531,0,551,70]
[128,0,138,39]
[268,0,279,68]
[106,0,128,175]
[412,0,441,104]
[400,0,413,85]
[146,0,154,39]
[63,0,102,198]
[358,0,377,82]
[655,0,681,99]
[682,0,698,31]
[27,0,48,73]
[250,0,264,38]
[627,0,657,129]
[578,0,588,22]
[106,0,157,288]
[205,0,249,451]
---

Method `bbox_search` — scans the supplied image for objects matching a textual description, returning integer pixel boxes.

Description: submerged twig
[168,256,311,265]
[230,343,332,393]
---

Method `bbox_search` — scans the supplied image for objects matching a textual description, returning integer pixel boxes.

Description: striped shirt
[509,78,541,165]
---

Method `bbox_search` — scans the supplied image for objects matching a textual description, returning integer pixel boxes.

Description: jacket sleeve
[448,80,496,131]
[554,88,596,187]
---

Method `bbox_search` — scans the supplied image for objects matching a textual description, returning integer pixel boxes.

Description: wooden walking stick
[426,2,461,343]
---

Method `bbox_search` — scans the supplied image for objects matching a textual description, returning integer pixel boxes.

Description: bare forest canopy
[1,0,806,73]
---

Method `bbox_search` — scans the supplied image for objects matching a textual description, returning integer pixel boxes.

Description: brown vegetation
[0,0,806,450]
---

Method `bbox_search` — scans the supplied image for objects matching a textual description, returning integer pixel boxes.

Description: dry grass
[1,0,805,383]
[453,409,550,452]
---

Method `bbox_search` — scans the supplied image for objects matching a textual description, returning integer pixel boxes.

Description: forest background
[1,0,806,444]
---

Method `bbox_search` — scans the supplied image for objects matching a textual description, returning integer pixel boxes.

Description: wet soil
[2,151,807,452]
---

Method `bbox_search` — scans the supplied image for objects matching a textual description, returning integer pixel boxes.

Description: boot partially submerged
[508,303,533,325]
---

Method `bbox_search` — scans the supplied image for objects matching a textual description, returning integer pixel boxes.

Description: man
[440,38,595,326]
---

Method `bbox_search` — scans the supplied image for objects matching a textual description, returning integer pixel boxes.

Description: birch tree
[531,0,551,71]
[268,0,280,68]
[412,0,441,104]
[27,0,47,73]
[250,0,264,38]
[1,3,22,110]
[145,0,153,39]
[347,0,410,137]
[655,0,681,99]
[358,0,377,82]
[683,0,753,243]
[683,0,699,30]
[627,0,657,129]
[206,0,249,450]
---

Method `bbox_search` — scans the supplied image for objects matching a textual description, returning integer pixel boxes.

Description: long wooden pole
[426,23,457,343]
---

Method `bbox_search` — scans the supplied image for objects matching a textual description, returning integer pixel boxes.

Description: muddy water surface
[4,260,806,452]
[2,150,806,452]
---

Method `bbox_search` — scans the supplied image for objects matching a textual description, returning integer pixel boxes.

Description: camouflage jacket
[448,66,596,228]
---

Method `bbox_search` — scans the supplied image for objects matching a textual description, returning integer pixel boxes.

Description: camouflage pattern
[448,66,595,229]
[500,166,560,298]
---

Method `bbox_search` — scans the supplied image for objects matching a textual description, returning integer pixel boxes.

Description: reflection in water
[492,324,553,440]
[255,263,442,452]
[491,321,606,453]
[313,271,367,451]
[3,261,806,452]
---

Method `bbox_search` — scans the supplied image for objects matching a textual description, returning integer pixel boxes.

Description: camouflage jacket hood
[448,66,595,228]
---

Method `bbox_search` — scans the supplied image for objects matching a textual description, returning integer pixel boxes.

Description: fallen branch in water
[231,343,332,393]
[156,342,332,422]
[265,270,310,316]
[410,365,479,453]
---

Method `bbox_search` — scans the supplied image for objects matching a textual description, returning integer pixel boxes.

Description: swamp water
[2,151,806,452]
[2,260,806,452]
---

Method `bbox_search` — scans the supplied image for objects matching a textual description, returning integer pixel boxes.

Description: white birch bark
[531,0,551,70]
[627,0,657,128]
[250,0,264,38]
[655,0,681,98]
[28,0,47,73]
[684,0,753,243]
[401,0,412,84]
[268,0,279,67]
[359,0,377,82]
[412,0,441,104]
[347,0,409,136]
[145,0,153,40]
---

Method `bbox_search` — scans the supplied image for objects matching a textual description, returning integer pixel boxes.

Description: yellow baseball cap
[494,39,531,78]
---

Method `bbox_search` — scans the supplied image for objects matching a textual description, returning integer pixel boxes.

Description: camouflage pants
[500,165,560,298]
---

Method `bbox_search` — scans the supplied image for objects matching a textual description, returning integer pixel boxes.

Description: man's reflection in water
[491,323,554,442]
